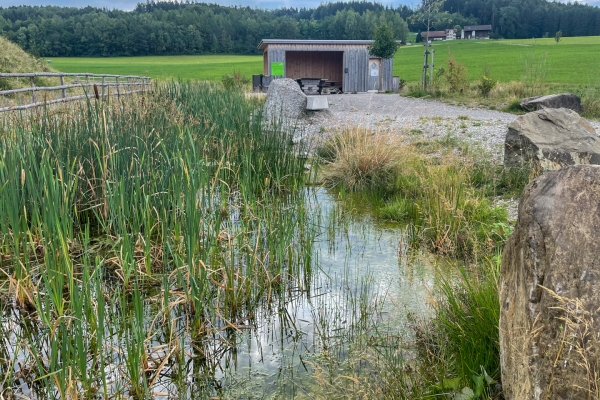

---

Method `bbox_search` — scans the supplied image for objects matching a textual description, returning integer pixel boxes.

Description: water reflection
[1,188,440,399]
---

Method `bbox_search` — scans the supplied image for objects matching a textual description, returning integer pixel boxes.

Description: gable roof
[464,25,492,31]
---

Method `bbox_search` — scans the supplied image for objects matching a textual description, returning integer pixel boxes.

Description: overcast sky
[1,0,598,11]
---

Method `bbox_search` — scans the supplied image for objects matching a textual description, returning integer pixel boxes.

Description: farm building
[258,39,398,93]
[421,29,457,41]
[421,31,447,41]
[462,25,492,39]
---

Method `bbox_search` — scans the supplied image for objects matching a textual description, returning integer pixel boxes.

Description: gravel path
[305,93,600,162]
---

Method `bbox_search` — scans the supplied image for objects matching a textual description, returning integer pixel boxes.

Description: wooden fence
[0,72,152,113]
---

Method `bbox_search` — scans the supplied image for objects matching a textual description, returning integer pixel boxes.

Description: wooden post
[102,76,106,99]
[116,77,120,99]
[430,49,435,88]
[60,75,66,98]
[30,76,36,104]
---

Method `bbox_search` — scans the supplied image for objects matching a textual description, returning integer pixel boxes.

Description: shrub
[478,75,497,98]
[444,56,468,93]
[520,50,550,96]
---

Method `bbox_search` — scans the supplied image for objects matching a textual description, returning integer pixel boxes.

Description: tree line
[0,0,599,58]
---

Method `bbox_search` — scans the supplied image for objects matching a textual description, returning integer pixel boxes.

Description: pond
[0,187,441,399]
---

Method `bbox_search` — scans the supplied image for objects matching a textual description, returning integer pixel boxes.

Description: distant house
[421,31,447,41]
[445,29,457,40]
[462,25,492,39]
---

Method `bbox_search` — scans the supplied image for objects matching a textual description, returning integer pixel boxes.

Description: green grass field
[49,54,262,81]
[49,36,600,86]
[395,36,600,85]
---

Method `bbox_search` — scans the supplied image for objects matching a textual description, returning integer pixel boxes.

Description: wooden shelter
[258,39,397,93]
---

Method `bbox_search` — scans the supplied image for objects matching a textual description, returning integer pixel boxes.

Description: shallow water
[1,188,440,399]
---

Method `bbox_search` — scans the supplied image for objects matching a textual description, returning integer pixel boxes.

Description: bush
[477,74,497,98]
[444,56,468,93]
[221,71,250,91]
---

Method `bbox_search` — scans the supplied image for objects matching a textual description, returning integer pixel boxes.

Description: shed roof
[258,39,376,50]
[464,25,492,31]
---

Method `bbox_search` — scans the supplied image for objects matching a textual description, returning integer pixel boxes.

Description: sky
[1,0,599,11]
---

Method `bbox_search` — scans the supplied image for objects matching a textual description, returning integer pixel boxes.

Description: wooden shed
[258,39,397,93]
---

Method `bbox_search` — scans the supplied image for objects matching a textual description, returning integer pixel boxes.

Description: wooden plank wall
[264,43,394,92]
[285,51,343,82]
[263,51,268,75]
[381,58,394,91]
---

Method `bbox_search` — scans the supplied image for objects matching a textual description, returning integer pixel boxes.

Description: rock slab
[500,165,600,400]
[520,93,583,113]
[504,108,600,171]
[263,78,307,125]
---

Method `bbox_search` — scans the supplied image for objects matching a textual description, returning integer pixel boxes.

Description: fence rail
[0,72,152,113]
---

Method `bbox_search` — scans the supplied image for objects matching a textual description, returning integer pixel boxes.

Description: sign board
[370,62,379,76]
[271,62,284,77]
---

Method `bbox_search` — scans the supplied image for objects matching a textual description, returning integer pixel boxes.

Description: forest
[0,0,599,57]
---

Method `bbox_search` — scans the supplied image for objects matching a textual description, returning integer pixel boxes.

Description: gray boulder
[504,108,600,171]
[263,78,307,125]
[520,92,583,112]
[500,165,600,400]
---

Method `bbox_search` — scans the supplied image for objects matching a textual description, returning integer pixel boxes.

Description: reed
[0,81,315,397]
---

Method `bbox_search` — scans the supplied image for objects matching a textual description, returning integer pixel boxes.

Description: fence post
[60,75,66,98]
[102,76,106,99]
[30,76,36,104]
[116,77,120,99]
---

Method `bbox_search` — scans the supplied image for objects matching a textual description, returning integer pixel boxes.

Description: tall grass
[321,129,528,260]
[0,81,316,398]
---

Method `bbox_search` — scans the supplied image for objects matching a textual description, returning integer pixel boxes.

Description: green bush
[444,56,468,93]
[478,75,497,97]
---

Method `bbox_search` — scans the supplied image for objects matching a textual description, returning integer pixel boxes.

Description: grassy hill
[0,36,55,90]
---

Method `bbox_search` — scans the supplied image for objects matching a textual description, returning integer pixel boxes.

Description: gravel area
[300,93,600,221]
[302,93,600,162]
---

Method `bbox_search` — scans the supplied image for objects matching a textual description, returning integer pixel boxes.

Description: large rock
[500,165,600,400]
[504,108,600,171]
[520,93,583,113]
[263,78,307,125]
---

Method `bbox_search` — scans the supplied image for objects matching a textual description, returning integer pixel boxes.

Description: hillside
[0,36,55,90]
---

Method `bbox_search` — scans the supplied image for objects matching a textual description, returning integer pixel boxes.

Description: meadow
[395,36,600,85]
[48,36,600,87]
[49,54,262,81]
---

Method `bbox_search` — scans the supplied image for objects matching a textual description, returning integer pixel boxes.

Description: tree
[368,23,398,59]
[555,30,562,43]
